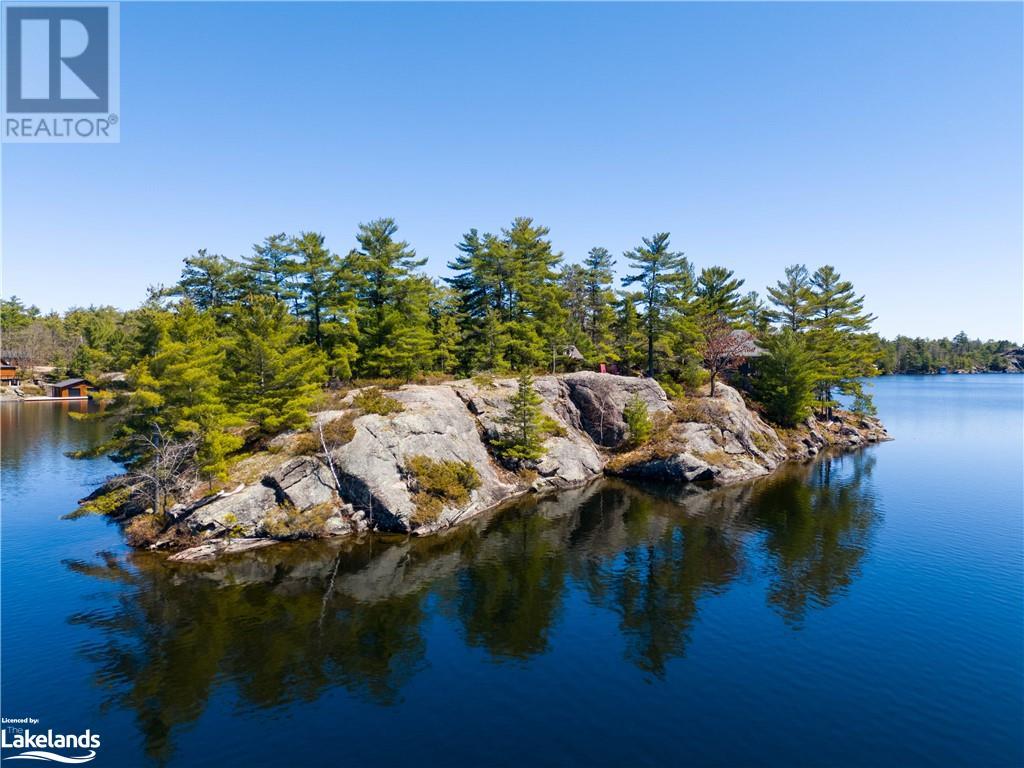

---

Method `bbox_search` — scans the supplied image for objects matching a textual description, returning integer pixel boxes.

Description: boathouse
[0,359,19,385]
[45,378,96,399]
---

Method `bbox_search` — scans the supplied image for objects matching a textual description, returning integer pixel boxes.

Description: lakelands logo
[1,719,100,764]
[2,1,120,142]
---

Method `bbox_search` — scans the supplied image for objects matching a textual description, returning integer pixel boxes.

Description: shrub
[623,394,653,446]
[353,387,405,416]
[471,373,496,389]
[124,514,164,547]
[539,414,567,438]
[751,430,774,454]
[65,487,131,519]
[263,502,337,539]
[405,455,481,525]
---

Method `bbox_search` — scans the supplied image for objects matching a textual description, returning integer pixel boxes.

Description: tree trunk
[709,372,717,397]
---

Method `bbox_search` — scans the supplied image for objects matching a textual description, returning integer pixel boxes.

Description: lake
[2,376,1022,767]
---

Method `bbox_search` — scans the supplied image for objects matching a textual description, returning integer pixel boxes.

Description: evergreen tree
[805,266,878,413]
[171,250,244,314]
[766,264,813,330]
[429,285,462,375]
[347,218,431,378]
[130,302,242,481]
[288,232,340,350]
[446,218,565,372]
[242,233,294,304]
[753,329,820,426]
[694,266,750,323]
[224,297,326,436]
[495,371,546,462]
[613,293,647,374]
[621,233,693,377]
[582,247,617,361]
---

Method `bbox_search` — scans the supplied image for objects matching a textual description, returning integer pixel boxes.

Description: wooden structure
[0,359,19,385]
[45,378,96,399]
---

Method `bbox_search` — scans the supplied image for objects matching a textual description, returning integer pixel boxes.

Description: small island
[3,220,901,559]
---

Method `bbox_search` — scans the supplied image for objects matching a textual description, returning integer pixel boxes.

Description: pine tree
[347,218,431,378]
[613,293,647,374]
[130,301,242,481]
[495,370,546,463]
[288,232,340,350]
[171,250,244,314]
[766,264,813,330]
[446,218,565,372]
[695,265,750,323]
[241,233,294,304]
[224,297,326,436]
[582,247,617,361]
[429,285,462,375]
[621,233,693,377]
[753,329,820,426]
[805,266,878,414]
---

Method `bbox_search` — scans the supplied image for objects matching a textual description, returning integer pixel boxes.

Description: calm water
[2,377,1022,767]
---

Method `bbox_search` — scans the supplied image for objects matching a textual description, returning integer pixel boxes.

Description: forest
[1,216,1008,484]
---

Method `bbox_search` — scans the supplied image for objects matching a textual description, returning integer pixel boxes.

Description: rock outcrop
[104,373,889,559]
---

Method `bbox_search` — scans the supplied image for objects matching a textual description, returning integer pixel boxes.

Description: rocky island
[80,372,889,561]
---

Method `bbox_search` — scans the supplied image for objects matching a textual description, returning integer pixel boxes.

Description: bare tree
[124,425,200,515]
[697,315,750,397]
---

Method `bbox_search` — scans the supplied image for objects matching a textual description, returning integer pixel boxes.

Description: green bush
[623,393,653,446]
[353,387,405,416]
[405,455,481,525]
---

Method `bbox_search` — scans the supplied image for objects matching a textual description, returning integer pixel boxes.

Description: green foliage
[224,297,326,436]
[405,455,481,525]
[495,371,547,463]
[621,232,694,377]
[66,487,131,519]
[753,329,820,427]
[851,391,877,417]
[353,387,405,416]
[875,333,1018,373]
[446,218,566,373]
[766,264,813,331]
[623,394,653,446]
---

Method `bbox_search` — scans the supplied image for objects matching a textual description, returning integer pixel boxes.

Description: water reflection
[66,450,879,763]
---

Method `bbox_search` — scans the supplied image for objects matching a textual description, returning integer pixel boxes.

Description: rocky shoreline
[81,373,890,561]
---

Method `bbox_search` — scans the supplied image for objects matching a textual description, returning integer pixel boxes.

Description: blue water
[2,376,1022,767]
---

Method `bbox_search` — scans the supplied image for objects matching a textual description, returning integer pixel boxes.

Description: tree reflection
[748,451,879,625]
[65,541,428,763]
[64,452,881,762]
[576,491,741,677]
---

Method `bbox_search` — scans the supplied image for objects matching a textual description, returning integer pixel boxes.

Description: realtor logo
[2,2,119,142]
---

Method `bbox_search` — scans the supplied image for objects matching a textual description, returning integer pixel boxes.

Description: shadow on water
[64,450,879,764]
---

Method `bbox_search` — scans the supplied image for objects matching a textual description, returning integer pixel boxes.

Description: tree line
[1,217,902,481]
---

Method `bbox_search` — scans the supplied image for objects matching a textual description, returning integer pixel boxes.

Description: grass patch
[751,430,774,454]
[405,455,481,526]
[290,412,358,456]
[263,502,337,539]
[697,449,733,466]
[353,387,405,416]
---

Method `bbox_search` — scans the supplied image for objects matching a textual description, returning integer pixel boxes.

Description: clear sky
[2,2,1021,341]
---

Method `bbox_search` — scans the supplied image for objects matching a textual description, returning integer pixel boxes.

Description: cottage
[0,359,19,385]
[45,378,96,399]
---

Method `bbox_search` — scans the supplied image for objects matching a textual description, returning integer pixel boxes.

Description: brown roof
[51,378,93,389]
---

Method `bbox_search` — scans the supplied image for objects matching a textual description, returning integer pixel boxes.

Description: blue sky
[3,2,1022,340]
